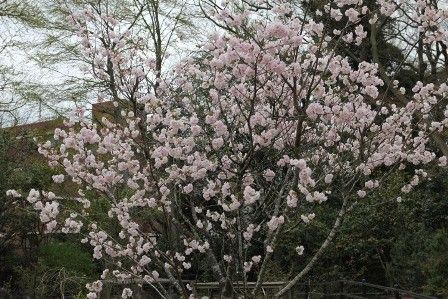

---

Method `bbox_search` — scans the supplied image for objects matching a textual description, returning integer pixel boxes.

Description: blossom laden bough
[8,0,448,297]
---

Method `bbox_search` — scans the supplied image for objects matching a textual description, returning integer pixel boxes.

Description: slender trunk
[275,197,348,297]
[417,34,427,80]
[440,42,448,67]
[251,170,294,297]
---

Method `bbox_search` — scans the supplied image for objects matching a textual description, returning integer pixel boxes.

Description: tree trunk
[275,198,348,297]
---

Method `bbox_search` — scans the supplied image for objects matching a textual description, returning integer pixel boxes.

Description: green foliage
[14,240,97,298]
[386,171,448,297]
[0,133,42,289]
[40,241,97,278]
[266,168,448,297]
[0,132,100,297]
[423,229,448,296]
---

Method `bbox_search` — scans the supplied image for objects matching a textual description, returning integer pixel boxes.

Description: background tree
[0,0,49,125]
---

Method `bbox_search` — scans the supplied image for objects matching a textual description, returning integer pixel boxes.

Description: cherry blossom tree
[9,0,448,298]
